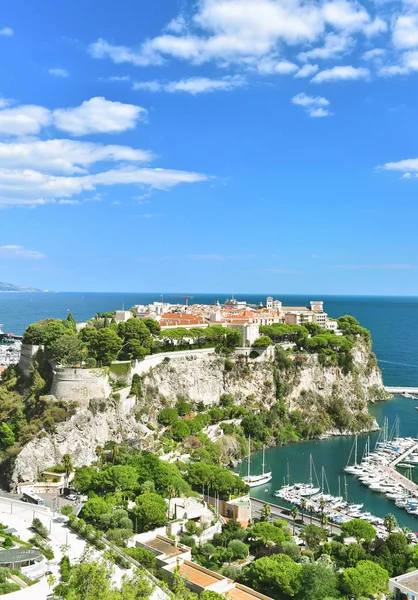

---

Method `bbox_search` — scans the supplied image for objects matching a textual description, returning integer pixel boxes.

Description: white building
[115,310,132,323]
[227,323,260,347]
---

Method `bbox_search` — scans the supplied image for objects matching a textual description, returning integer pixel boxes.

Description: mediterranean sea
[1,292,418,527]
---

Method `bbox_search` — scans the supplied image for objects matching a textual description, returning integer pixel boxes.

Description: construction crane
[173,295,194,306]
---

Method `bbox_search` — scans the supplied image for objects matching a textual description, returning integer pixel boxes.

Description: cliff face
[11,341,387,484]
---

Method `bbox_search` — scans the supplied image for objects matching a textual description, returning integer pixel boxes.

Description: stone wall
[49,367,112,402]
[18,344,39,378]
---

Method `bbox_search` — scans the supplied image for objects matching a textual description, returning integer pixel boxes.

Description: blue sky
[0,0,417,294]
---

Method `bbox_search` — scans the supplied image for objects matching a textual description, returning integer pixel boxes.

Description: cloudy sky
[0,0,417,294]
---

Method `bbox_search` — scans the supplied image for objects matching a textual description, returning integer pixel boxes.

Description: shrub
[60,555,71,582]
[125,547,157,569]
[32,517,49,539]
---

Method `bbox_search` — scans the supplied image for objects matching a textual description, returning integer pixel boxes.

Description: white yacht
[242,440,272,488]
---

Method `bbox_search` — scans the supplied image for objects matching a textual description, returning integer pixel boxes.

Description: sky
[0,0,417,295]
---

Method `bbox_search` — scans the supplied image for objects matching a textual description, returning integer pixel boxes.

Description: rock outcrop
[11,340,387,484]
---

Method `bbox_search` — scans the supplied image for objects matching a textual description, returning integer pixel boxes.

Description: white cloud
[257,59,298,74]
[0,105,51,136]
[381,157,418,172]
[0,139,153,174]
[294,64,319,77]
[377,50,418,76]
[0,27,13,37]
[0,245,45,259]
[298,32,354,61]
[105,75,130,82]
[58,199,80,205]
[133,75,245,94]
[88,38,162,66]
[89,0,385,69]
[0,166,208,208]
[311,65,369,82]
[49,68,69,77]
[393,14,418,49]
[362,48,385,60]
[53,97,147,136]
[292,92,332,116]
[166,15,187,34]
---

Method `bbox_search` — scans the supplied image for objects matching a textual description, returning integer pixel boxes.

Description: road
[250,497,342,535]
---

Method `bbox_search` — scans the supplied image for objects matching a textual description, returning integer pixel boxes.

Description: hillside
[0,281,43,292]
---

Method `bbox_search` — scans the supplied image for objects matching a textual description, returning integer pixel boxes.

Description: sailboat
[344,435,363,475]
[242,439,272,487]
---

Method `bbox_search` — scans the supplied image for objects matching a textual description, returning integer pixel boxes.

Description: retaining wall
[50,367,112,402]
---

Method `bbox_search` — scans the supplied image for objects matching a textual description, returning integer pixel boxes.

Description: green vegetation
[53,553,153,600]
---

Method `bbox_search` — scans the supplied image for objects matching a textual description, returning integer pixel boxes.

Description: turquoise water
[242,396,418,529]
[1,292,418,525]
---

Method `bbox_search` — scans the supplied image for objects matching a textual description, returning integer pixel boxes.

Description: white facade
[266,296,273,310]
[115,310,132,323]
[227,323,260,347]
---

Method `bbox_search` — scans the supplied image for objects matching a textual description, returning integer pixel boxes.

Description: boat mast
[338,476,341,498]
[287,460,290,486]
[354,435,358,466]
[247,437,251,479]
[344,476,348,502]
[262,446,265,476]
[309,455,313,486]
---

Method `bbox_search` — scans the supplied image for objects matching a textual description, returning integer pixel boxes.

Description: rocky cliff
[11,341,387,484]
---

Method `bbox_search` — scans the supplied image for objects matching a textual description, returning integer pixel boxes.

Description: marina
[0,324,22,368]
[239,395,418,530]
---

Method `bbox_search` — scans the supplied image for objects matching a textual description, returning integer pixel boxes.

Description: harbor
[0,324,22,369]
[239,395,418,530]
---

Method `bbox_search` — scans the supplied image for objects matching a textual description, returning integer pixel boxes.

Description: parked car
[66,494,77,501]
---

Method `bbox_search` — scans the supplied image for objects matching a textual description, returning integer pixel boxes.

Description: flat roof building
[390,570,418,599]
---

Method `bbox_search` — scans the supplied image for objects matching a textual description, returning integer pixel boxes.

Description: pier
[385,386,418,395]
[382,466,418,498]
[390,441,418,467]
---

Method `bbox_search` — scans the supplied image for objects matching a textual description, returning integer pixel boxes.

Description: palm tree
[112,445,119,465]
[290,505,298,535]
[261,503,271,522]
[320,512,328,530]
[299,498,307,524]
[384,513,398,535]
[62,454,73,490]
[95,445,103,465]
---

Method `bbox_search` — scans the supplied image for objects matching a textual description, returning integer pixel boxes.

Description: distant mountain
[0,282,43,292]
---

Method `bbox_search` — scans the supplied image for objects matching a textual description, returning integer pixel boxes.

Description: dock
[382,466,418,498]
[390,442,418,467]
[385,386,418,395]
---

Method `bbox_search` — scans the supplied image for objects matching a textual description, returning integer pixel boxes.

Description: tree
[62,454,73,488]
[60,555,71,583]
[142,318,161,336]
[340,560,388,598]
[320,512,328,530]
[301,524,326,551]
[290,506,298,534]
[73,467,97,494]
[261,503,271,522]
[297,563,338,600]
[92,328,123,365]
[64,556,112,600]
[82,497,110,524]
[120,339,150,361]
[171,420,191,441]
[228,539,249,560]
[133,493,168,532]
[175,399,193,416]
[0,422,15,450]
[252,336,273,348]
[245,554,301,597]
[117,319,152,348]
[384,513,398,535]
[48,335,87,367]
[299,498,307,524]
[66,313,77,332]
[248,522,285,549]
[158,408,179,426]
[112,445,119,465]
[96,445,104,464]
[341,518,376,543]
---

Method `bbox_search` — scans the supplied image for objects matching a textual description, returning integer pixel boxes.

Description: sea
[1,292,418,527]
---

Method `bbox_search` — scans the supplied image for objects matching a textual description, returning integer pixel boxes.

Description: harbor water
[241,396,418,530]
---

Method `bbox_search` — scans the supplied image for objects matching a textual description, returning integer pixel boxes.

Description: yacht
[242,440,272,488]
